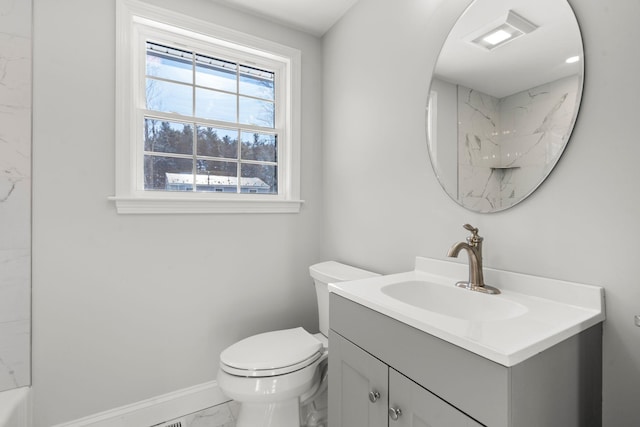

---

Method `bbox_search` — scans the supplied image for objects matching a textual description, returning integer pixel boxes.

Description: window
[144,42,278,194]
[113,0,302,213]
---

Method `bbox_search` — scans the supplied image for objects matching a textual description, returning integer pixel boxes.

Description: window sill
[108,195,303,214]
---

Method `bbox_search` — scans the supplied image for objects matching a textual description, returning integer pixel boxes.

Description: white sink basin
[381,280,528,322]
[329,257,605,366]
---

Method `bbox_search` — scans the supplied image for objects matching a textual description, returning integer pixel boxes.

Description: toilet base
[235,399,300,427]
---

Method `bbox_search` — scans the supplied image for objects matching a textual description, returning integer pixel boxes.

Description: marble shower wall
[457,75,580,212]
[0,0,32,391]
[457,87,501,211]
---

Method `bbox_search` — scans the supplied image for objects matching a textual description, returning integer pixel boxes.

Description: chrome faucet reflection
[447,224,500,295]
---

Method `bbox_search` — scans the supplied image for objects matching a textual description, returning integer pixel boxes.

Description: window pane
[144,155,193,191]
[194,160,238,192]
[145,119,194,155]
[197,126,238,159]
[146,43,193,84]
[195,88,236,122]
[239,96,274,128]
[196,56,237,92]
[241,163,277,194]
[146,78,192,116]
[239,65,274,100]
[241,131,276,162]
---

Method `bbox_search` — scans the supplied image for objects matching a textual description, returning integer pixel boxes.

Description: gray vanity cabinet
[329,293,603,427]
[328,330,388,427]
[389,368,483,427]
[329,330,482,427]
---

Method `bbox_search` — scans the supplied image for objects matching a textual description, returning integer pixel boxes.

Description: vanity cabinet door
[389,369,484,427]
[329,331,388,427]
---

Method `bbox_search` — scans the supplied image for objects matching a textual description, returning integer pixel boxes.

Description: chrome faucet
[447,224,500,295]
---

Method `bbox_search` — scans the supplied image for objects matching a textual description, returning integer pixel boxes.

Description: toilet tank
[309,261,378,337]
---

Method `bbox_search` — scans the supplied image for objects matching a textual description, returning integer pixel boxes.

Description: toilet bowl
[217,328,326,427]
[217,261,378,427]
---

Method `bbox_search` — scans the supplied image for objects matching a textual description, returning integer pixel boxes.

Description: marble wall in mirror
[426,0,583,212]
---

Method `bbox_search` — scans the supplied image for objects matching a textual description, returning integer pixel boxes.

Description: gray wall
[32,0,323,425]
[322,0,640,425]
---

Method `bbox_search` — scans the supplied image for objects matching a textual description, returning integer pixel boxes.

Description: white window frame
[112,0,302,214]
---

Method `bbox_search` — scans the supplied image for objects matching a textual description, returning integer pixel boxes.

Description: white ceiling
[434,0,583,98]
[209,0,359,36]
[208,0,582,98]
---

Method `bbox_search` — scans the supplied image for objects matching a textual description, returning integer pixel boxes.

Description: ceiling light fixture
[470,10,538,51]
[483,29,512,46]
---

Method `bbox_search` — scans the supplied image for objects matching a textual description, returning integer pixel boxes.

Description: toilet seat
[220,327,323,377]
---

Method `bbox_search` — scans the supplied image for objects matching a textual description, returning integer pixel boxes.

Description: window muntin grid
[143,42,278,194]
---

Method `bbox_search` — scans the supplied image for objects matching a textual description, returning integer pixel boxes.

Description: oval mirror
[426,0,584,212]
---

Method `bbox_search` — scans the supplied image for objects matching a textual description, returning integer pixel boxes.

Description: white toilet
[217,261,378,427]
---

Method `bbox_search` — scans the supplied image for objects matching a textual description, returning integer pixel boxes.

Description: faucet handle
[463,224,478,235]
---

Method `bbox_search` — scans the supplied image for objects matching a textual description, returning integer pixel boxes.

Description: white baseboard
[52,381,229,427]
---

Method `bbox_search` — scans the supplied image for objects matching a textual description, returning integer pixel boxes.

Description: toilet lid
[220,327,323,377]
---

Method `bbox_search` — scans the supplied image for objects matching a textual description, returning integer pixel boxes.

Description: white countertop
[329,257,605,367]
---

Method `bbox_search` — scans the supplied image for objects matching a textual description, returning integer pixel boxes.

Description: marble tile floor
[156,400,239,427]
